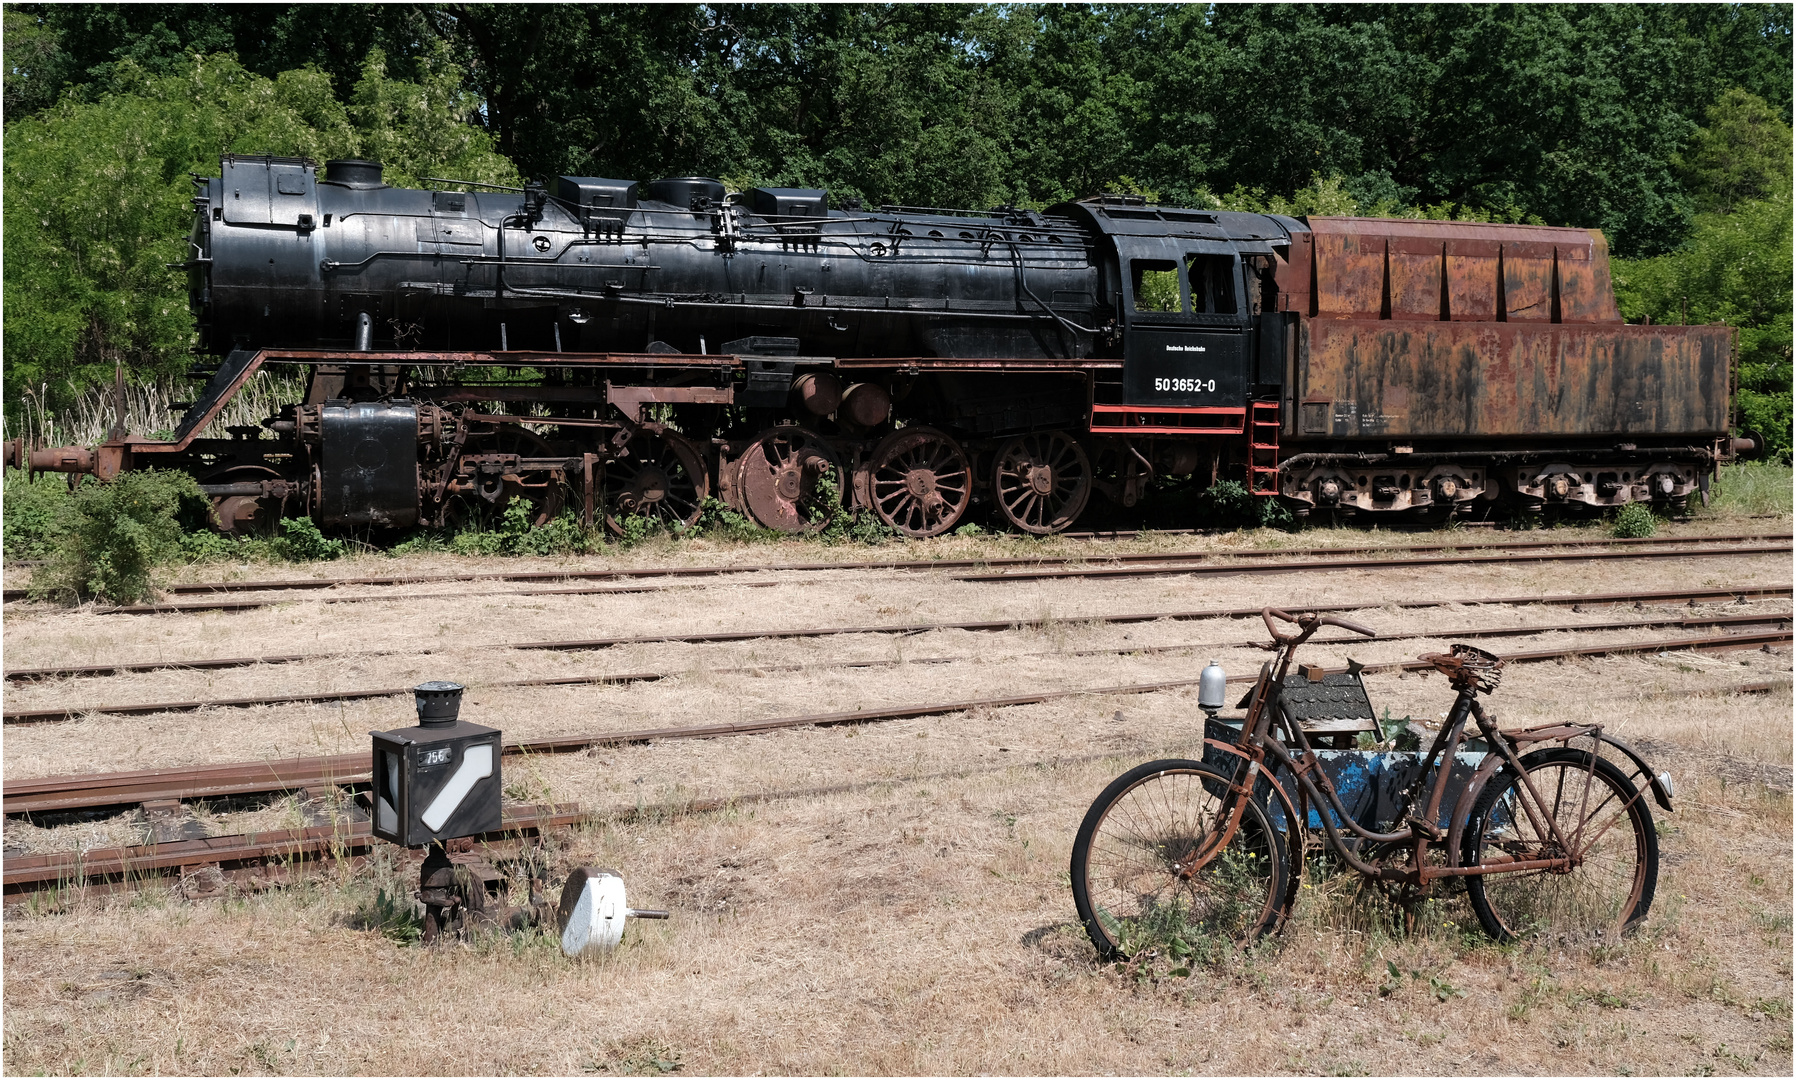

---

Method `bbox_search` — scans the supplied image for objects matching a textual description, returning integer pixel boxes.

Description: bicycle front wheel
[1070,759,1288,960]
[1462,748,1658,944]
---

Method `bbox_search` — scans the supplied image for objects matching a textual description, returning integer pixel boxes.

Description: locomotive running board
[1088,404,1246,434]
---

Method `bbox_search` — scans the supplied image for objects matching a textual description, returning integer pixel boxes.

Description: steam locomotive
[9,155,1744,537]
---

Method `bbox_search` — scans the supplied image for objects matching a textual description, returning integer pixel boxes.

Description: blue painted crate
[1202,717,1484,834]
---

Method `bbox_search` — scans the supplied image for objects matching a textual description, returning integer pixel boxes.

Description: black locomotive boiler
[9,155,1744,537]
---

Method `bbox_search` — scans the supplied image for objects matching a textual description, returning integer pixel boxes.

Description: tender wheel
[992,430,1091,534]
[1071,759,1288,961]
[604,432,708,535]
[1462,748,1658,944]
[867,426,972,538]
[735,426,842,533]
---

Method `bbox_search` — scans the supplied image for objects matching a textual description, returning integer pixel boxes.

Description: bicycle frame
[1200,609,1654,891]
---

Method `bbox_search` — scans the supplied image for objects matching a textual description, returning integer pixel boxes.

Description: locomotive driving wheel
[867,426,972,538]
[992,430,1092,534]
[735,426,842,533]
[604,431,708,535]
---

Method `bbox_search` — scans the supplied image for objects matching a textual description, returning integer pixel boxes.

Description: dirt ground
[3,524,1791,1075]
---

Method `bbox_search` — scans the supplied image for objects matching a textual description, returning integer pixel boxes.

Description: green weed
[1707,461,1793,516]
[1609,502,1659,538]
[1,466,72,559]
[29,468,201,603]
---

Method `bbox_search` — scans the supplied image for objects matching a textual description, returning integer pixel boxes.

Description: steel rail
[1,804,587,897]
[7,626,1788,817]
[952,543,1792,583]
[7,690,1790,899]
[6,610,1788,724]
[4,531,1784,606]
[9,584,1789,683]
[15,579,788,617]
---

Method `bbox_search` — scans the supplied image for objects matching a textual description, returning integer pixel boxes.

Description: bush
[2,467,71,560]
[30,468,200,604]
[267,517,347,561]
[447,501,602,556]
[691,497,775,544]
[1192,480,1290,529]
[819,505,897,545]
[177,528,235,561]
[1609,502,1659,538]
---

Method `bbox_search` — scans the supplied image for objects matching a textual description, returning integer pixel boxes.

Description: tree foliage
[1614,89,1793,460]
[8,3,1788,249]
[3,2,1790,449]
[2,48,514,410]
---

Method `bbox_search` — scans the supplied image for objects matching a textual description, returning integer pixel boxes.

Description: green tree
[1679,87,1794,213]
[1613,86,1792,460]
[2,50,516,412]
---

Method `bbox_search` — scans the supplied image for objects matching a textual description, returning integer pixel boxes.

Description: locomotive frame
[7,155,1746,538]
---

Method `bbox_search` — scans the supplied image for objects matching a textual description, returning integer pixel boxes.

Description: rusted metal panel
[1313,229,1384,317]
[1298,321,1732,437]
[1305,218,1623,326]
[1387,238,1443,320]
[1445,238,1501,321]
[1275,230,1313,315]
[1555,235,1622,322]
[1501,241,1556,323]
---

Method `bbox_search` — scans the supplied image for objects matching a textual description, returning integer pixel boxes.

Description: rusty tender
[1071,607,1672,951]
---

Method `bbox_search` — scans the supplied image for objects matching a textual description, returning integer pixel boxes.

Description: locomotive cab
[1053,198,1301,434]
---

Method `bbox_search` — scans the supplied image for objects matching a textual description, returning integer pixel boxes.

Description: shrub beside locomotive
[7,155,1748,536]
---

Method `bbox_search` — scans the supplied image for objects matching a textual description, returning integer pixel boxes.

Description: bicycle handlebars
[1261,607,1378,644]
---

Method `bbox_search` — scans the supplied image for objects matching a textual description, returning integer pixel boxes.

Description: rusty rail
[3,534,1785,613]
[1,803,588,897]
[6,611,1788,724]
[954,542,1791,583]
[7,626,1787,817]
[8,583,1788,682]
[7,691,1790,900]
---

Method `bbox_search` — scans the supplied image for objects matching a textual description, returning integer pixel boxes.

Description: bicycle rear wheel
[1070,759,1288,960]
[1462,748,1658,944]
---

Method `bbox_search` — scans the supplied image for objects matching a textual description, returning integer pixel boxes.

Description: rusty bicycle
[1070,607,1671,958]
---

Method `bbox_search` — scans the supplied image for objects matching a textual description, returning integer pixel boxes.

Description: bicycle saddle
[1416,642,1504,693]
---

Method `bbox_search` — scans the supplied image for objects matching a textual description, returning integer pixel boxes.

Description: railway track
[6,668,1790,900]
[7,584,1788,684]
[5,608,1789,724]
[7,623,1788,818]
[953,541,1791,583]
[6,529,1780,604]
[3,536,1786,618]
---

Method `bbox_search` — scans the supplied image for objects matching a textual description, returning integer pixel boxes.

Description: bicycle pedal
[1405,815,1444,841]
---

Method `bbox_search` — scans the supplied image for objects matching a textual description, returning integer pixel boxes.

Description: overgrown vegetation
[1706,461,1795,517]
[1609,502,1660,539]
[1192,480,1293,530]
[27,468,202,604]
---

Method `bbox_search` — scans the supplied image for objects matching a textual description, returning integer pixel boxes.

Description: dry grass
[3,552,1791,1075]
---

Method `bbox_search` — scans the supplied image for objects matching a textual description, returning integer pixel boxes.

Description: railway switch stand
[370,682,502,847]
[368,681,669,947]
[371,681,512,942]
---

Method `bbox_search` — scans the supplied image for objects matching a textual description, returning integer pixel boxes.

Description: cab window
[1130,259,1183,312]
[1185,253,1238,315]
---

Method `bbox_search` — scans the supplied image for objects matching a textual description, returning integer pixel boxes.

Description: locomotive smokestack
[322,159,385,189]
